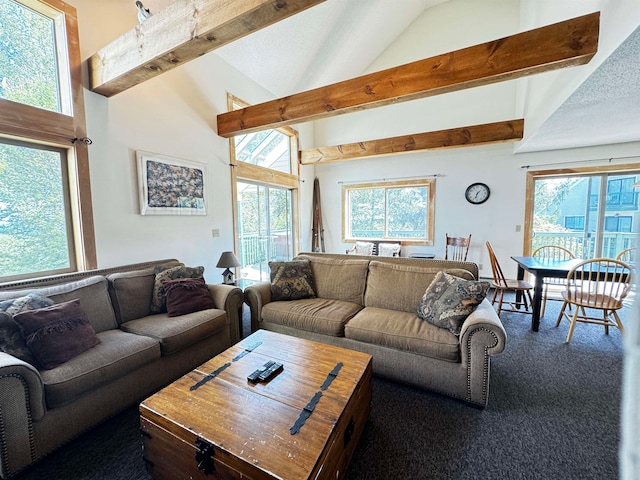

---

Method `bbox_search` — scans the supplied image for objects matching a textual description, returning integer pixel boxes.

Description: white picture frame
[136,150,207,216]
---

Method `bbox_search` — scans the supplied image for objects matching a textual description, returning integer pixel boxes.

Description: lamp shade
[216,251,240,268]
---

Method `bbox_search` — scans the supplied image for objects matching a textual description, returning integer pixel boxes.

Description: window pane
[387,187,427,238]
[0,0,61,112]
[349,188,385,238]
[234,129,291,174]
[0,142,71,278]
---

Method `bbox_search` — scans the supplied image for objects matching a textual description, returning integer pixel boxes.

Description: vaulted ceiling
[108,0,640,154]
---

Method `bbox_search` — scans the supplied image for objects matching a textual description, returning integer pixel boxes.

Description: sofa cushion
[163,278,216,317]
[40,329,160,408]
[13,299,101,370]
[151,264,204,313]
[120,308,228,355]
[269,260,317,301]
[344,307,460,362]
[364,261,476,313]
[262,298,362,337]
[107,264,180,324]
[417,271,490,336]
[295,255,369,305]
[0,276,118,333]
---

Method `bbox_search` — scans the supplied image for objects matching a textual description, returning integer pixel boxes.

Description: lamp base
[221,269,235,285]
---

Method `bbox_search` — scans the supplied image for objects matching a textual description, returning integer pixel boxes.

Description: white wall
[69,0,314,282]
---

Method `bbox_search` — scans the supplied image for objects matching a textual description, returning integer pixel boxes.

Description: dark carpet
[14,295,625,480]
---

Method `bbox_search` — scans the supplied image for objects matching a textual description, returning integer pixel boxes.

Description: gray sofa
[0,259,243,479]
[244,253,507,408]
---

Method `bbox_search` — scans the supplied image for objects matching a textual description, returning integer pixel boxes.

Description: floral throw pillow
[0,293,54,316]
[417,271,489,336]
[269,260,317,301]
[151,265,205,313]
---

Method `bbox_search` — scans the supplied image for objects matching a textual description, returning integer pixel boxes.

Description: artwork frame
[136,150,207,216]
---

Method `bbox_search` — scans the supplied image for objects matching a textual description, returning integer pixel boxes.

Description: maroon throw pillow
[162,278,216,317]
[12,299,101,370]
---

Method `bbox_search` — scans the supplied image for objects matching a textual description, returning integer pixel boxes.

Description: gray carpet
[13,295,625,479]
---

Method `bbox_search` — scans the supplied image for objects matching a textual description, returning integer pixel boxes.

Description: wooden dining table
[510,256,584,332]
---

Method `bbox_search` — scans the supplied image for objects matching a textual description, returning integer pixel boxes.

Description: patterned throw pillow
[13,299,101,370]
[0,293,54,316]
[269,260,317,301]
[150,265,205,313]
[0,311,40,366]
[417,271,490,336]
[163,278,215,317]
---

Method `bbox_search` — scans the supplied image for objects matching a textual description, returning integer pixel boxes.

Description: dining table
[510,256,584,332]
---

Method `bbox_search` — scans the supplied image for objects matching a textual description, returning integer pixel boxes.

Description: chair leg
[566,308,580,343]
[556,301,568,327]
[497,289,505,316]
[491,288,498,305]
[541,284,548,317]
[525,290,534,312]
[612,310,625,336]
[603,310,610,335]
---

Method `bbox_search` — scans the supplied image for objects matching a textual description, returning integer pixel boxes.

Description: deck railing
[532,232,638,258]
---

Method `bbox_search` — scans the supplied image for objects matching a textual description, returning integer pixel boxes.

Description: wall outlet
[212,229,220,237]
[515,225,522,232]
[478,263,483,270]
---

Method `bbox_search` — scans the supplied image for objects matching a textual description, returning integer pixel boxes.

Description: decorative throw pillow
[269,260,317,301]
[0,293,54,316]
[13,299,101,370]
[151,265,205,313]
[163,278,215,317]
[0,311,40,367]
[417,271,490,336]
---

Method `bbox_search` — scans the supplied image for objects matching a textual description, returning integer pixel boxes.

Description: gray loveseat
[0,259,243,479]
[244,253,507,408]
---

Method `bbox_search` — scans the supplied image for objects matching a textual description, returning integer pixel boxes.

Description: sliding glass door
[236,182,293,283]
[531,172,640,258]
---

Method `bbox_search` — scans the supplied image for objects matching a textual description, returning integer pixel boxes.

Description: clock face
[465,183,490,204]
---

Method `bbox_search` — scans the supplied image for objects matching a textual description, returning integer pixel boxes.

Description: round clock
[465,183,490,205]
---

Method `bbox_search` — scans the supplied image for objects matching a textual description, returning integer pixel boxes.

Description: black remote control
[258,362,283,382]
[247,361,275,383]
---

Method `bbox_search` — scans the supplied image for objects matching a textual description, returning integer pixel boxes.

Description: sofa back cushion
[107,267,156,323]
[364,261,476,313]
[0,276,117,333]
[295,255,369,305]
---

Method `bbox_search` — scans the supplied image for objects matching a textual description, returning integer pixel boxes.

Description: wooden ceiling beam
[88,0,326,97]
[299,119,524,164]
[217,12,599,138]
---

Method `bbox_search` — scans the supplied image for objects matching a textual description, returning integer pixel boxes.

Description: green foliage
[0,143,70,277]
[533,178,580,231]
[0,0,60,111]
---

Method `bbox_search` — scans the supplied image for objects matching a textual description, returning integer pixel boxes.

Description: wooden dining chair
[532,245,576,317]
[445,233,471,261]
[616,247,635,263]
[555,258,632,343]
[486,241,534,316]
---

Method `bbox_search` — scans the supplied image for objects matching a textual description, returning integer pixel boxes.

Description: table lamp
[216,251,240,285]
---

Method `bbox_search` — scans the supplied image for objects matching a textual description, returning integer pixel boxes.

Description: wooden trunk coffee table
[140,330,372,480]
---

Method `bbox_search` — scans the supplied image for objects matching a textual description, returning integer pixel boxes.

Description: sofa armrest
[459,299,507,360]
[0,353,46,477]
[243,281,272,334]
[458,299,507,407]
[207,284,244,344]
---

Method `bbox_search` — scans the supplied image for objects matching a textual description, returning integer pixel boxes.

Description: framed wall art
[136,150,207,216]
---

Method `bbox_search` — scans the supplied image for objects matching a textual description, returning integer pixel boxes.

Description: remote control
[247,361,275,383]
[258,362,283,382]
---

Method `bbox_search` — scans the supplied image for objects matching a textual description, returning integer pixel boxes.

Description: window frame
[0,0,96,282]
[342,178,436,246]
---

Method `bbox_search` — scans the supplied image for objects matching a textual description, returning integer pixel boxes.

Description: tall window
[0,0,94,282]
[342,179,436,245]
[228,94,300,284]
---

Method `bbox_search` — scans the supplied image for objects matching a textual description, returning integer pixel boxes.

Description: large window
[0,0,94,282]
[342,179,435,245]
[228,94,300,284]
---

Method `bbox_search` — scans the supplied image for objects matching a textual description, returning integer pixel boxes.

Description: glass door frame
[524,163,640,257]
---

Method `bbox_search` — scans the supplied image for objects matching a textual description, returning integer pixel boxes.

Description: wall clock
[465,183,490,205]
